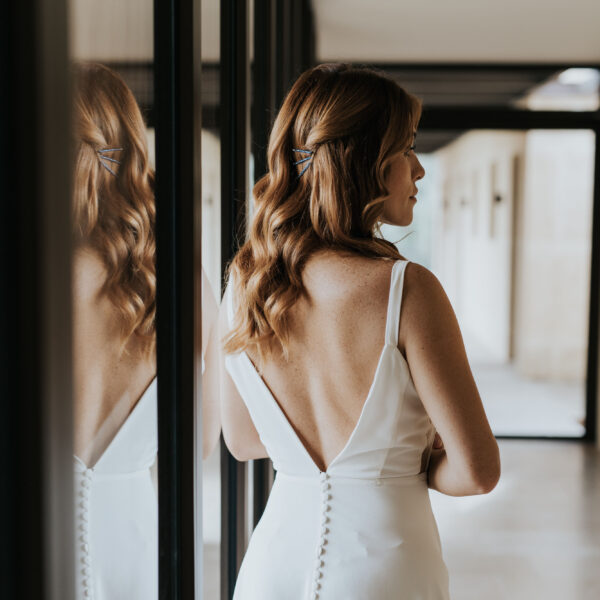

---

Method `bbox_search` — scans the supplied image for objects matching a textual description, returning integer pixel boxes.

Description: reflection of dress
[226,260,450,599]
[73,378,157,600]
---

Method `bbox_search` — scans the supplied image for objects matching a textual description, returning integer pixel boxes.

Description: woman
[216,64,501,599]
[71,62,158,600]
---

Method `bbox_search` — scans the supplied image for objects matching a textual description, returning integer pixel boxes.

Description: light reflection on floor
[430,440,600,600]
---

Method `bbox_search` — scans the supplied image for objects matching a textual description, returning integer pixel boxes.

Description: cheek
[387,162,411,194]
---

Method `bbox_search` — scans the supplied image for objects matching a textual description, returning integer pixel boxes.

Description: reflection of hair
[225,63,422,361]
[72,62,155,356]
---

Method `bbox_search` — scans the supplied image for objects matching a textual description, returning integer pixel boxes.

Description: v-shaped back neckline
[236,259,408,474]
[73,376,157,471]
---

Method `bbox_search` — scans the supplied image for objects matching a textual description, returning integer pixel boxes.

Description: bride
[71,62,158,600]
[211,63,501,599]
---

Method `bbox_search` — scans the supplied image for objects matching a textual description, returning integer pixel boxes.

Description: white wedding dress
[73,378,158,600]
[226,260,450,599]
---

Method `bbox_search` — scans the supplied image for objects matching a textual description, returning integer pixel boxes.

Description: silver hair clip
[97,147,123,176]
[292,148,314,178]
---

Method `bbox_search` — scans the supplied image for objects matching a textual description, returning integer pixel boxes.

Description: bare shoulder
[302,250,396,305]
[72,246,112,311]
[402,262,447,304]
[399,262,457,352]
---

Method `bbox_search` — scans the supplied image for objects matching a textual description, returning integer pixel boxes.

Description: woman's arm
[217,284,269,462]
[400,263,501,497]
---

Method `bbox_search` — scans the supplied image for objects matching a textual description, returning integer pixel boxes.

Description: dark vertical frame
[585,128,600,443]
[273,0,315,110]
[249,0,316,528]
[220,1,250,598]
[274,2,291,109]
[251,0,277,528]
[219,2,317,594]
[154,0,202,597]
[2,0,73,598]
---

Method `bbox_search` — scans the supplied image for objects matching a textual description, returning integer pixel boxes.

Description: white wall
[433,131,525,363]
[431,129,595,386]
[513,130,595,382]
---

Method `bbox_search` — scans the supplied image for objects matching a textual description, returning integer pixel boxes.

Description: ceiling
[370,65,600,152]
[71,0,600,65]
[70,0,600,153]
[313,0,600,64]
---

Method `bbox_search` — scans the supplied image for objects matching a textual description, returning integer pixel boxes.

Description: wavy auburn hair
[224,63,422,361]
[72,62,156,357]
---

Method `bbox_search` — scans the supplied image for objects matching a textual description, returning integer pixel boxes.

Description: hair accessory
[97,147,123,176]
[292,148,314,178]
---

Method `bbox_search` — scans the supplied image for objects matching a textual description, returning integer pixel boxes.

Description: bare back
[73,248,156,467]
[244,251,400,472]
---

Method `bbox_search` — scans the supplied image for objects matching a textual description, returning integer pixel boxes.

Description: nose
[413,156,425,181]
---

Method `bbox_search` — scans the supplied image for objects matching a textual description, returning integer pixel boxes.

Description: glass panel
[68,2,157,598]
[381,129,595,437]
[201,0,222,596]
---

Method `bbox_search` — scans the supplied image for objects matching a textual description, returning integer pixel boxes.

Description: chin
[379,209,413,228]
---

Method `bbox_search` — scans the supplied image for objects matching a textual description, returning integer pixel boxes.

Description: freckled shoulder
[301,254,397,310]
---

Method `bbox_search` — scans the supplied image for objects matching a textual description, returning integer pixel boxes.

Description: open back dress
[73,378,158,600]
[225,259,450,599]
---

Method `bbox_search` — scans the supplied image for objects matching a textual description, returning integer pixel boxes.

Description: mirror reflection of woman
[71,63,158,600]
[214,64,501,599]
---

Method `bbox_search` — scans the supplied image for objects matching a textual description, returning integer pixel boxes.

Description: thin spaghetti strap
[384,260,410,347]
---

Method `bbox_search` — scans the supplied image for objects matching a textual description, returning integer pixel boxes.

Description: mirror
[69,2,158,598]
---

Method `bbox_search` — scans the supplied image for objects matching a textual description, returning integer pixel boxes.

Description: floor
[463,330,586,437]
[202,440,600,599]
[430,440,600,600]
[472,362,585,437]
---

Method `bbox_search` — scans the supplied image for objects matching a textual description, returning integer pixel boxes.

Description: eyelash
[405,145,416,156]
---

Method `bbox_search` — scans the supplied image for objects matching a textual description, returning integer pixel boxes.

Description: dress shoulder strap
[384,259,410,347]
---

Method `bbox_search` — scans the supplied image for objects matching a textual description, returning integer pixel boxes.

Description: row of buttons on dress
[311,472,331,600]
[78,469,94,599]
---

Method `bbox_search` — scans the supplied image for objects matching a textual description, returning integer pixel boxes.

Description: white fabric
[73,378,158,600]
[226,260,450,599]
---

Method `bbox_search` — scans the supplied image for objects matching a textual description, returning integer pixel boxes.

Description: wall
[433,131,526,363]
[513,130,595,382]
[431,129,595,385]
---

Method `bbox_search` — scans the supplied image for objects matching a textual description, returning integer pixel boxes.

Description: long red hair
[224,63,421,362]
[72,62,156,357]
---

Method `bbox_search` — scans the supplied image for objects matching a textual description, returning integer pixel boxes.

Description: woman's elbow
[221,430,264,462]
[226,443,252,462]
[470,450,501,495]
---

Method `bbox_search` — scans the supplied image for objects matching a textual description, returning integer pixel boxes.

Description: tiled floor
[202,440,600,599]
